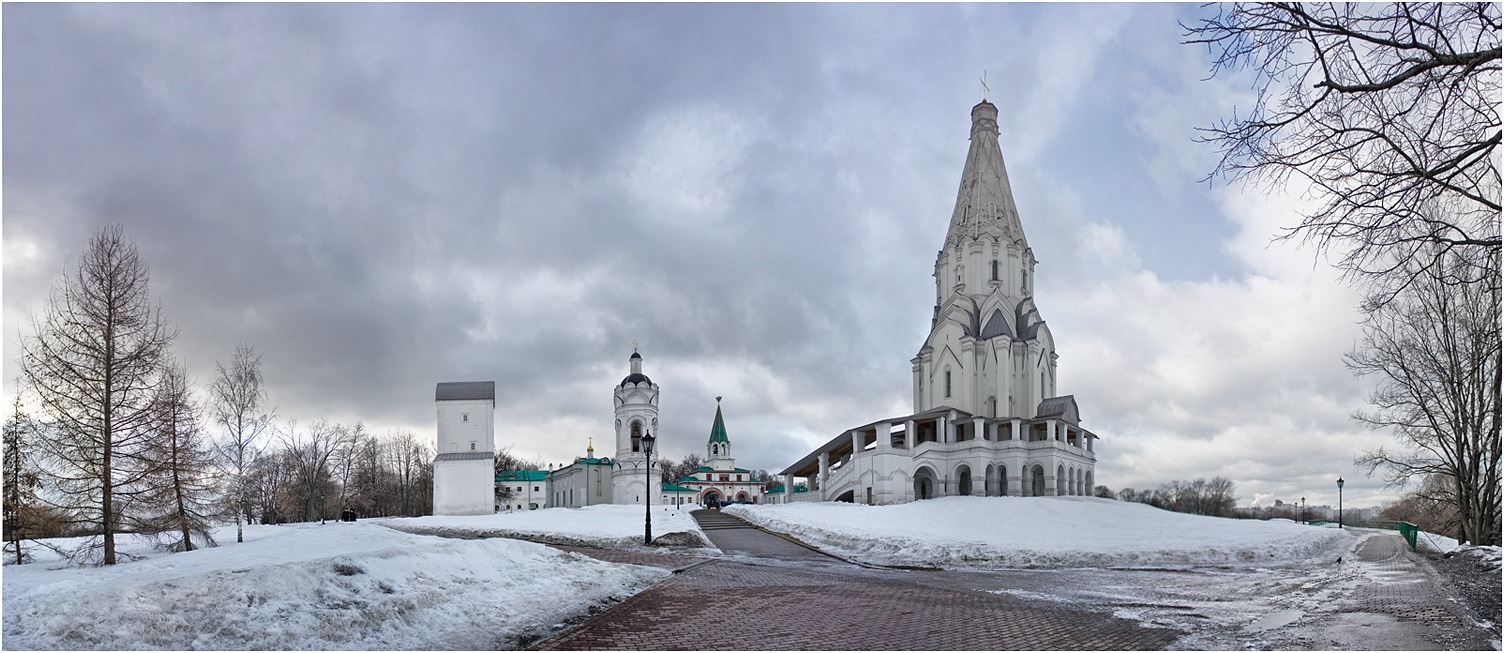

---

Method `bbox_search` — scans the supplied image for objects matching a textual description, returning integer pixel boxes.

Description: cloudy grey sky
[4,3,1385,509]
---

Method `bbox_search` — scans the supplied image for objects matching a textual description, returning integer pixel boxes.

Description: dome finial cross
[980,70,990,102]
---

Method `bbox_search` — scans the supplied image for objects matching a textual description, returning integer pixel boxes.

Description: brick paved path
[531,511,1179,650]
[690,509,849,564]
[1330,533,1494,650]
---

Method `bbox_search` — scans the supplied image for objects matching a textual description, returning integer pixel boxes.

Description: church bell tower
[612,346,661,505]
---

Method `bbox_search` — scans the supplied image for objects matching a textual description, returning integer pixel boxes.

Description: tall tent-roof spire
[943,100,1025,249]
[708,396,729,444]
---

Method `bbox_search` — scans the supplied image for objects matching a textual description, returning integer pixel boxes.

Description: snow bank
[383,504,710,549]
[1413,531,1503,569]
[3,521,667,650]
[726,496,1351,569]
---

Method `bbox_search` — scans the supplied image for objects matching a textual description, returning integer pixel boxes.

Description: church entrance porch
[1030,464,1046,496]
[913,466,938,500]
[701,489,723,506]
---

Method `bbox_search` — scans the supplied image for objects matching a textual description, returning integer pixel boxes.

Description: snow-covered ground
[386,503,710,549]
[8,498,1491,650]
[726,496,1352,568]
[3,506,701,650]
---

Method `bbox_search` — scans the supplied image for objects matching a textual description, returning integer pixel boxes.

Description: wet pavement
[531,510,1179,650]
[532,518,1497,651]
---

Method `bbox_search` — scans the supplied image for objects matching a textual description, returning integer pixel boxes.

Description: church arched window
[944,369,952,398]
[631,422,642,452]
[991,260,999,281]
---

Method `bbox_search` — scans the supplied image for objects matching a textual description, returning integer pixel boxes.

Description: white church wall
[549,462,613,508]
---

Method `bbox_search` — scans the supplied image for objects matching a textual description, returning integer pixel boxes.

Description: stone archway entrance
[1030,465,1046,497]
[702,489,723,505]
[913,467,938,500]
[957,466,973,496]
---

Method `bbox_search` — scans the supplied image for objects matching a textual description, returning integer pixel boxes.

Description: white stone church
[775,100,1099,505]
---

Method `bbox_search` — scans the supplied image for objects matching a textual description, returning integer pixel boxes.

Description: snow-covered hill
[726,496,1353,569]
[2,507,696,650]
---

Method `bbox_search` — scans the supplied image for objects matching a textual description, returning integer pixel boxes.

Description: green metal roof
[708,400,729,444]
[661,482,696,492]
[495,469,548,482]
[690,465,752,474]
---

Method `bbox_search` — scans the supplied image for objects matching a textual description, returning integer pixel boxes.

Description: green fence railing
[1301,518,1420,551]
[1396,521,1419,551]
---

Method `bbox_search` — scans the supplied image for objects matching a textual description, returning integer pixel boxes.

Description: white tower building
[432,381,497,515]
[611,348,662,505]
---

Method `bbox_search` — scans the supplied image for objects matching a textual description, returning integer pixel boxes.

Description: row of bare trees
[1187,3,1500,545]
[1112,477,1240,518]
[4,225,435,566]
[245,422,433,526]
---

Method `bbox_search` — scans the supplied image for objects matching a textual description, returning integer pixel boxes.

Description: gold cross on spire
[632,339,639,352]
[980,70,990,102]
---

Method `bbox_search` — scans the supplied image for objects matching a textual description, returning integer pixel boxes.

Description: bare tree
[20,225,175,565]
[330,422,368,516]
[138,360,218,552]
[1202,476,1239,517]
[1185,3,1501,300]
[661,452,702,484]
[4,395,43,564]
[210,344,272,543]
[246,451,288,525]
[280,419,354,523]
[1351,253,1502,545]
[1380,474,1464,537]
[387,430,431,517]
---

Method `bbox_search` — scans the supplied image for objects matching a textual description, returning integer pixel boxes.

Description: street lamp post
[1336,477,1344,529]
[1301,497,1306,524]
[642,430,656,546]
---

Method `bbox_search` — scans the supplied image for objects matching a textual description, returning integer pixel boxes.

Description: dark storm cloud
[4,4,1396,506]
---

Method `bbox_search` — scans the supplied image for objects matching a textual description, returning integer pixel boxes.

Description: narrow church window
[991,260,999,281]
[945,370,952,398]
[469,442,475,451]
[462,413,468,423]
[631,422,642,452]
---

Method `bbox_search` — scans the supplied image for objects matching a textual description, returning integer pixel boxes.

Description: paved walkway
[689,508,847,564]
[1295,533,1496,651]
[532,510,1178,650]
